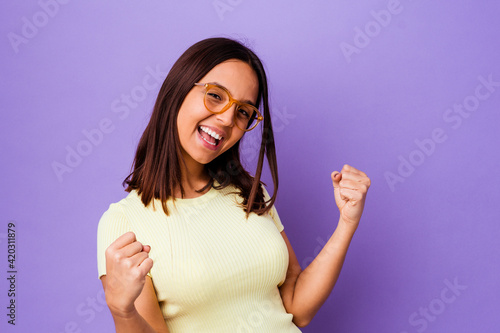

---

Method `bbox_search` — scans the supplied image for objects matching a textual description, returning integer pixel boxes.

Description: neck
[176,154,211,199]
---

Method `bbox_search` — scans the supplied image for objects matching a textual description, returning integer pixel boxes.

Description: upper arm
[261,185,284,232]
[101,275,169,333]
[97,205,152,279]
[261,185,302,310]
[97,205,132,279]
[278,230,302,312]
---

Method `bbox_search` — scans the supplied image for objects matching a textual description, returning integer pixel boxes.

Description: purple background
[1,1,499,332]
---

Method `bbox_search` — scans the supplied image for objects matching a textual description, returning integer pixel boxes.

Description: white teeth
[201,135,216,146]
[200,126,222,140]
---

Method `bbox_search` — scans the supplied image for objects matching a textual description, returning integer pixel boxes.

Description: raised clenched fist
[103,231,153,317]
[331,164,371,226]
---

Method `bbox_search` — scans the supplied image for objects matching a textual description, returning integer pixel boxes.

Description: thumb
[331,171,342,188]
[331,171,343,207]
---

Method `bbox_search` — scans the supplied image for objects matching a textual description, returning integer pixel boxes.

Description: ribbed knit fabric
[97,183,302,333]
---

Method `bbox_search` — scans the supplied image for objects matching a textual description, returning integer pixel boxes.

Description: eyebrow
[209,81,257,106]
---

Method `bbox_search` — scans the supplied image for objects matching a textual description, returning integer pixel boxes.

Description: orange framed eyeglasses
[194,82,263,131]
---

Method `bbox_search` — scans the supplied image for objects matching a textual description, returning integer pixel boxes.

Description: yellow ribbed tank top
[97,183,302,332]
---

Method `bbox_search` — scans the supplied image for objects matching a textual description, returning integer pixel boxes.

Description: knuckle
[138,252,148,261]
[112,251,123,262]
[122,231,133,241]
[123,258,134,269]
[105,247,113,257]
[130,268,143,280]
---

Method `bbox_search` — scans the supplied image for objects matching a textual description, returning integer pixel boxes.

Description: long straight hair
[123,37,278,217]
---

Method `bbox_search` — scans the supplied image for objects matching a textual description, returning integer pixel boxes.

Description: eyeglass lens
[205,86,259,130]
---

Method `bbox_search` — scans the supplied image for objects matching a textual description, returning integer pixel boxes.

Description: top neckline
[169,182,219,205]
[130,181,221,207]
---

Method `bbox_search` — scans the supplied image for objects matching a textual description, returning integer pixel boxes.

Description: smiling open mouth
[198,126,223,147]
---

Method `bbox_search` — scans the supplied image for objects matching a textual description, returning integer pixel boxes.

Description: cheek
[177,103,207,132]
[222,132,245,153]
[176,113,190,142]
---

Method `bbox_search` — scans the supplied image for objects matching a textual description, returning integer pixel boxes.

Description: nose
[215,103,236,127]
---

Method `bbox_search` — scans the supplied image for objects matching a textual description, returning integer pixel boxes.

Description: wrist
[107,300,138,320]
[337,217,359,234]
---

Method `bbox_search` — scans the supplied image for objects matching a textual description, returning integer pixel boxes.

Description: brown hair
[123,37,278,217]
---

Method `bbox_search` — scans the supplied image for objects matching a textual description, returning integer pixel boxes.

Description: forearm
[291,218,357,324]
[112,307,166,333]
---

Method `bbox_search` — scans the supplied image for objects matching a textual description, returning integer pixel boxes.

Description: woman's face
[177,59,259,168]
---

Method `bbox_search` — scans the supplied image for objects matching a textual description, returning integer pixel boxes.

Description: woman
[97,37,371,332]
